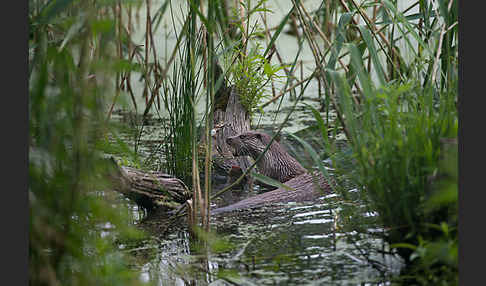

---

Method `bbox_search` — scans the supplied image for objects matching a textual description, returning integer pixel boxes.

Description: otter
[225,131,307,184]
[211,171,330,215]
[212,131,332,215]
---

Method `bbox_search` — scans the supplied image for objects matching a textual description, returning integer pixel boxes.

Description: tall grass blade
[288,133,333,188]
[187,0,209,30]
[358,25,387,87]
[374,10,438,25]
[305,103,330,151]
[38,0,76,24]
[326,12,353,70]
[326,68,358,142]
[251,172,294,191]
[347,43,373,98]
[382,0,433,57]
[151,0,170,32]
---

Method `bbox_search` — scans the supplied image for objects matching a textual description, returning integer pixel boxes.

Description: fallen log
[106,157,190,211]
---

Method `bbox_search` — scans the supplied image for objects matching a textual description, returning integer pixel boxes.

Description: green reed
[288,0,458,283]
[331,68,457,283]
[161,22,203,187]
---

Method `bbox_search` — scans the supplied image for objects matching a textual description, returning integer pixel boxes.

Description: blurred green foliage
[326,60,457,284]
[29,1,149,285]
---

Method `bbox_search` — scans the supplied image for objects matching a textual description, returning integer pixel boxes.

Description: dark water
[119,192,403,285]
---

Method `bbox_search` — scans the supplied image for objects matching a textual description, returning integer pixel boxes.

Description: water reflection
[119,191,403,285]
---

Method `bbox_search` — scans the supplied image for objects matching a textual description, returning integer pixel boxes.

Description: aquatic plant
[287,0,458,283]
[231,42,286,117]
[161,21,204,187]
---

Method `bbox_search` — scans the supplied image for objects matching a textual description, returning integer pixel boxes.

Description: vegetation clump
[231,44,284,117]
[29,1,148,285]
[323,50,457,285]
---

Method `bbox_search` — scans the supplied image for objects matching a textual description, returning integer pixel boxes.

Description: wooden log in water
[106,157,191,210]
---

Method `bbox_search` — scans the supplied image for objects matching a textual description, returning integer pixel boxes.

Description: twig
[260,75,313,108]
[431,0,454,84]
[339,0,404,82]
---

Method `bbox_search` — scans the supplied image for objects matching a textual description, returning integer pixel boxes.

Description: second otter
[213,130,332,215]
[226,131,306,184]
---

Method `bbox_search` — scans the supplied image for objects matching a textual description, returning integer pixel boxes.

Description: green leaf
[326,68,358,142]
[288,133,333,189]
[358,25,387,87]
[347,43,374,99]
[111,59,141,73]
[251,172,294,191]
[91,18,115,35]
[390,243,418,250]
[263,62,273,76]
[304,103,330,150]
[327,12,353,70]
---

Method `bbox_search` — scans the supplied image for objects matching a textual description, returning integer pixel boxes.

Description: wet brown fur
[213,131,332,215]
[211,171,331,215]
[226,131,307,183]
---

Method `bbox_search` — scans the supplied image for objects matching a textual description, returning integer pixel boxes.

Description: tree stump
[211,87,252,175]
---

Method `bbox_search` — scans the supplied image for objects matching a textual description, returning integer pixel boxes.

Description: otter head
[225,131,272,159]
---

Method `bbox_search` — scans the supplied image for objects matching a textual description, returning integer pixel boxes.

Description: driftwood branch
[107,157,190,210]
